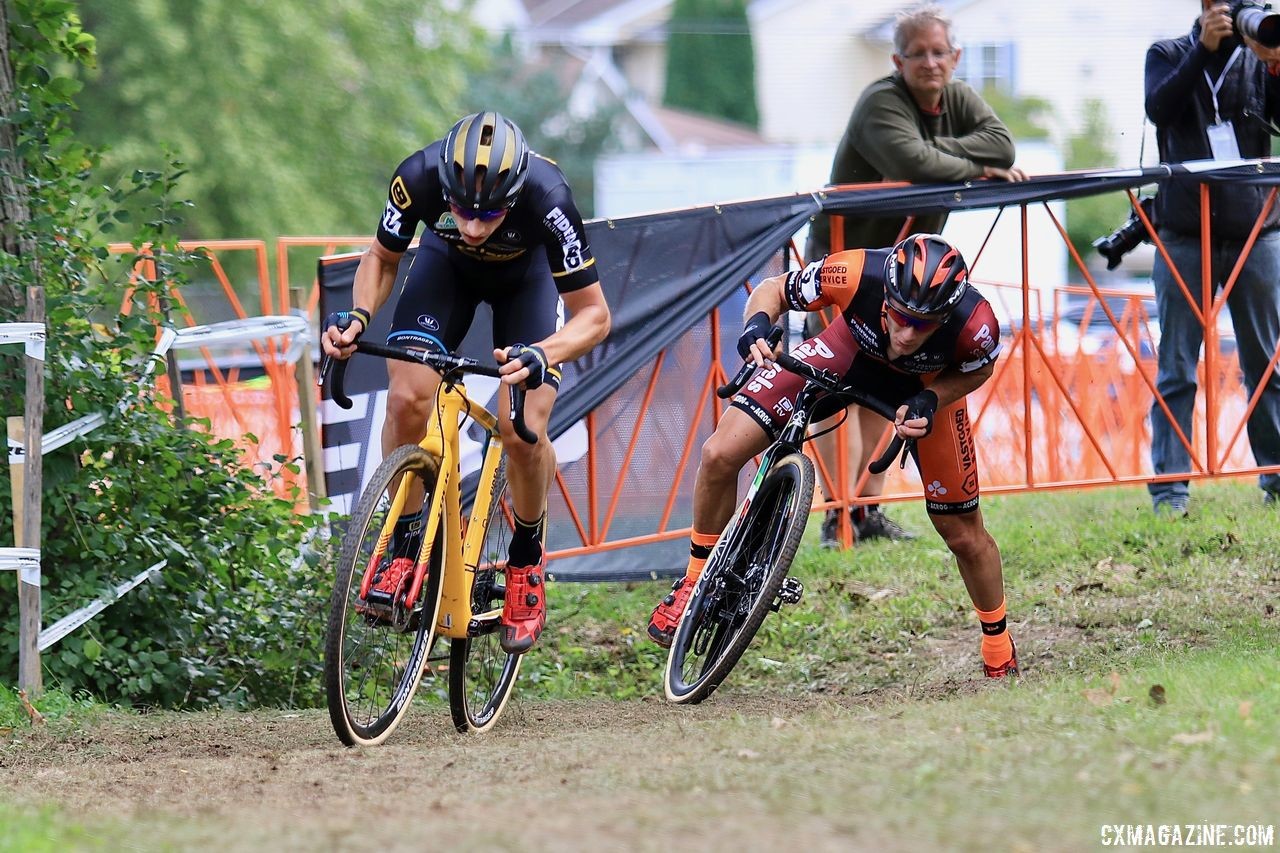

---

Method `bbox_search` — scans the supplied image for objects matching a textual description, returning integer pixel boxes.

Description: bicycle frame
[372,378,508,640]
[704,344,908,572]
[704,379,825,571]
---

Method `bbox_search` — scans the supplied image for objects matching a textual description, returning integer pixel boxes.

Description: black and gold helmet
[437,111,530,212]
[884,233,969,320]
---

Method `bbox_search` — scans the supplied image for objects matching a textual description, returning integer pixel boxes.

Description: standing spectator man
[806,3,1026,548]
[1145,0,1280,515]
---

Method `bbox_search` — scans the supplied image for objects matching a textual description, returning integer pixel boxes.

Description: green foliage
[468,37,622,219]
[1065,99,1139,265]
[980,86,1053,141]
[525,481,1280,699]
[1,0,332,708]
[71,0,488,240]
[663,0,759,129]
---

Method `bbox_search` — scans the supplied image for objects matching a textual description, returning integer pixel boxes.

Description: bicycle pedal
[771,577,804,611]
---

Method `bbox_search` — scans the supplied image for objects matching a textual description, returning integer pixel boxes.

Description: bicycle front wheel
[664,451,814,704]
[449,461,522,733]
[325,444,445,746]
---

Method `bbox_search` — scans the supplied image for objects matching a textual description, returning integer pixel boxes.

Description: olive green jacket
[809,73,1017,255]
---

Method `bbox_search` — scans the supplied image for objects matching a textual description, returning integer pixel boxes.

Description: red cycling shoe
[647,576,694,648]
[500,556,546,654]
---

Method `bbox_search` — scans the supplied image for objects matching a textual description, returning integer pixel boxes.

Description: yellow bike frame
[383,379,507,640]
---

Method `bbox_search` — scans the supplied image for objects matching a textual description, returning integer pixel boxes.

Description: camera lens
[1237,5,1280,48]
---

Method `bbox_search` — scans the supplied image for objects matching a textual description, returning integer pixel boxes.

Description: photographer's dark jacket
[1146,21,1280,238]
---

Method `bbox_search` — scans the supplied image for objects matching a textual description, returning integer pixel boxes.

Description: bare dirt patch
[4,691,925,851]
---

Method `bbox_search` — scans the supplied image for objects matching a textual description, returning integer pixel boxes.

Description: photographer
[1144,0,1280,514]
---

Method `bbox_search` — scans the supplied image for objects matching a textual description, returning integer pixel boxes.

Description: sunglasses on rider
[449,201,510,223]
[885,303,942,332]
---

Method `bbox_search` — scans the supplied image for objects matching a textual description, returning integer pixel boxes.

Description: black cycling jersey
[374,142,599,294]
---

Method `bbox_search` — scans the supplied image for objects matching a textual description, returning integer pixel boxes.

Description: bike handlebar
[319,340,538,445]
[715,325,913,475]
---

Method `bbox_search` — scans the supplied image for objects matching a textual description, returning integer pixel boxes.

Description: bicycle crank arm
[467,610,503,637]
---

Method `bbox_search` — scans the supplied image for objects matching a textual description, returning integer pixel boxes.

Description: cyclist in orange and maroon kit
[648,233,1018,677]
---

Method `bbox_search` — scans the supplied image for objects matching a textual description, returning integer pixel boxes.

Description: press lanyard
[1204,46,1243,124]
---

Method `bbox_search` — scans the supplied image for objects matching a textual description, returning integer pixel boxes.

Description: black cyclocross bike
[662,328,911,704]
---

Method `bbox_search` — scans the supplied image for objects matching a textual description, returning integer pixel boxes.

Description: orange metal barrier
[92,179,1280,563]
[107,240,306,498]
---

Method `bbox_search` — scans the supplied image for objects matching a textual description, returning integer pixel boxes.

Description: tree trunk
[1,0,33,309]
[1,0,47,694]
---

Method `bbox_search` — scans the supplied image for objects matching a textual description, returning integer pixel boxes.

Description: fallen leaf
[843,581,899,603]
[1072,581,1105,594]
[1170,729,1214,745]
[1082,687,1113,707]
[770,717,787,730]
[1238,701,1254,720]
[17,690,44,727]
[737,749,760,760]
[1149,684,1167,706]
[1108,671,1122,694]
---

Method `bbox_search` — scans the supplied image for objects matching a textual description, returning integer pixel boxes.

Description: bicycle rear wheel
[325,444,445,746]
[664,452,814,704]
[449,462,522,733]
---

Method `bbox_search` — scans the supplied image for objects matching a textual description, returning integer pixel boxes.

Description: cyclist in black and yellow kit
[322,111,611,654]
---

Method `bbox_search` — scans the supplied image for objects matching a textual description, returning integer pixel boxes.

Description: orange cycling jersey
[731,248,1001,514]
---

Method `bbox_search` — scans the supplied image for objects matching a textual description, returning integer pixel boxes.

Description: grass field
[2,481,1277,851]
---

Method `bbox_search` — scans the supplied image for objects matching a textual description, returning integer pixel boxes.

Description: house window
[956,42,1015,93]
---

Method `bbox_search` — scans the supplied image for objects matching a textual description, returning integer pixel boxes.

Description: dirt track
[3,685,990,852]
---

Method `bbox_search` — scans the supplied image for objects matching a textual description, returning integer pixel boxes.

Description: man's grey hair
[894,3,957,54]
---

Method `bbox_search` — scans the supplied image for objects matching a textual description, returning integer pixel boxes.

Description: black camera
[1093,197,1157,271]
[1233,0,1280,48]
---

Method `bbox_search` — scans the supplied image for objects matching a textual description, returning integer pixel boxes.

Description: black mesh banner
[319,193,818,581]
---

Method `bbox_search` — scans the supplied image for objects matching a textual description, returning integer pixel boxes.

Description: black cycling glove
[737,311,773,358]
[324,307,371,336]
[506,343,550,389]
[901,389,940,436]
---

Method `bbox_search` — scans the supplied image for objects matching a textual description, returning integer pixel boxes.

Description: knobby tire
[324,445,445,746]
[663,452,814,704]
[449,461,522,732]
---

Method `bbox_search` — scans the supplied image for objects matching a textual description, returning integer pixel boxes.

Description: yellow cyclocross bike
[321,340,537,746]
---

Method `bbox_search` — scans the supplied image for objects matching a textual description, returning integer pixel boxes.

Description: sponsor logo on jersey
[955,408,975,473]
[390,176,412,209]
[381,201,406,237]
[435,212,459,230]
[850,316,879,350]
[543,206,584,272]
[973,322,996,353]
[417,314,440,331]
[820,263,847,289]
[790,338,835,361]
[501,229,522,242]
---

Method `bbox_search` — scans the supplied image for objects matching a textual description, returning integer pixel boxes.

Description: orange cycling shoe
[500,557,546,654]
[982,641,1020,678]
[647,577,694,648]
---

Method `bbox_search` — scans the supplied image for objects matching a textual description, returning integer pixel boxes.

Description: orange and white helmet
[884,233,969,320]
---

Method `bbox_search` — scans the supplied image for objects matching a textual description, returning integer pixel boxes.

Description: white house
[482,0,1188,167]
